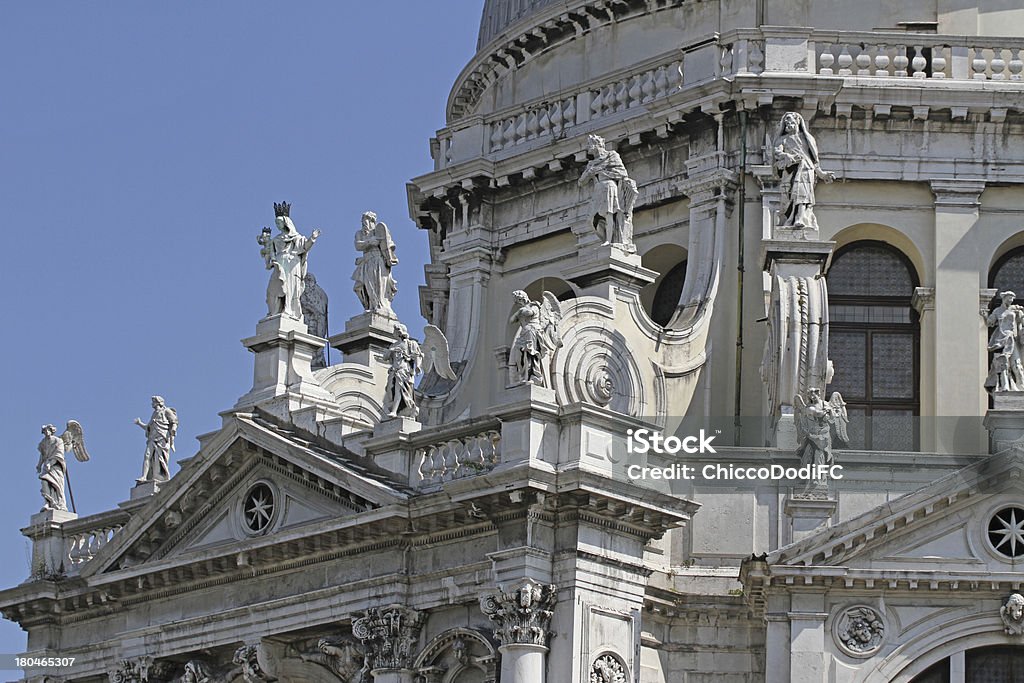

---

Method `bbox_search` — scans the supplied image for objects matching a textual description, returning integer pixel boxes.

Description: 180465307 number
[16,656,76,668]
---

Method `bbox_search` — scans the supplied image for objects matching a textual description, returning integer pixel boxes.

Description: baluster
[526,110,539,140]
[837,44,853,76]
[627,75,641,107]
[443,440,460,480]
[489,430,502,465]
[931,45,947,78]
[855,45,871,76]
[470,435,486,468]
[563,97,576,127]
[972,47,988,80]
[590,88,603,119]
[991,47,1007,80]
[748,43,764,75]
[615,81,629,112]
[490,122,503,152]
[539,108,551,137]
[641,70,655,103]
[819,44,835,76]
[653,66,669,98]
[416,448,430,481]
[911,45,927,78]
[1009,48,1023,81]
[550,100,564,134]
[893,45,909,76]
[874,44,890,76]
[720,45,734,78]
[502,119,515,148]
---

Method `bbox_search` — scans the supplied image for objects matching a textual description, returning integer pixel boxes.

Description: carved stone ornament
[297,636,368,682]
[479,579,557,647]
[109,657,156,683]
[833,605,885,657]
[233,644,276,682]
[590,653,628,683]
[352,606,425,671]
[1002,593,1024,635]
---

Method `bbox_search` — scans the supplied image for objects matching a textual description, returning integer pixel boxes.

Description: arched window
[910,646,1024,681]
[827,241,919,450]
[989,246,1024,301]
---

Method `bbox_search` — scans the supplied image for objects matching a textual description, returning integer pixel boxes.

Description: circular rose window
[242,482,276,534]
[988,506,1024,559]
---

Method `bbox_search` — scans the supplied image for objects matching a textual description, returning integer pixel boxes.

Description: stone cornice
[930,178,986,207]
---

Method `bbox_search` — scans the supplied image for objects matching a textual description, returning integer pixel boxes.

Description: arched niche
[413,628,498,683]
[640,244,688,327]
[522,277,575,302]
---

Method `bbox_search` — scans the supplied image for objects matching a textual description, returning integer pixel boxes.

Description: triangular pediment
[82,412,409,578]
[766,448,1024,572]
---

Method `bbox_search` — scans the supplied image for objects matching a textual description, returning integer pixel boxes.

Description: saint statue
[36,421,89,512]
[578,134,639,252]
[301,272,329,369]
[508,290,563,388]
[134,395,178,483]
[382,323,456,420]
[258,201,321,321]
[986,290,1024,392]
[352,211,399,316]
[771,112,835,230]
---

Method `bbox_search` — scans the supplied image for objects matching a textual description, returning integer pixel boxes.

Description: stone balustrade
[63,514,126,572]
[416,429,502,485]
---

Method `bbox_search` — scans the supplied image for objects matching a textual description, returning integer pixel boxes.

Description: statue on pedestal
[134,396,178,483]
[352,211,398,317]
[300,272,329,368]
[36,421,90,512]
[258,201,320,321]
[986,290,1024,392]
[383,323,456,420]
[794,387,848,495]
[771,112,835,230]
[508,290,563,388]
[578,134,638,252]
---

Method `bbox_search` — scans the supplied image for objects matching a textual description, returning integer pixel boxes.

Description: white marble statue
[300,272,329,368]
[36,421,90,512]
[986,291,1024,392]
[578,134,638,252]
[794,387,848,486]
[509,290,563,388]
[135,396,178,483]
[771,112,835,230]
[1002,593,1024,635]
[258,201,321,320]
[383,323,457,420]
[352,211,399,316]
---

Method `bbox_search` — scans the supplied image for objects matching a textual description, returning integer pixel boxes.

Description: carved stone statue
[352,211,398,316]
[794,387,848,494]
[233,644,275,682]
[300,272,329,369]
[509,290,563,388]
[180,659,220,683]
[298,637,368,682]
[1002,593,1024,635]
[36,421,90,512]
[134,396,177,484]
[771,112,835,230]
[383,323,457,420]
[258,201,321,321]
[986,291,1024,392]
[578,134,638,251]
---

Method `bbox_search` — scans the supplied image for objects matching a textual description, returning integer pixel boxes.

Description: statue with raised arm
[382,323,457,420]
[352,211,399,317]
[986,290,1024,392]
[509,290,563,388]
[795,387,848,495]
[301,272,329,369]
[258,201,321,321]
[578,134,639,252]
[771,112,835,230]
[134,395,178,483]
[36,421,90,512]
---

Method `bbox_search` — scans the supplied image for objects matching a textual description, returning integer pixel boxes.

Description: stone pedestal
[130,479,162,500]
[984,391,1024,453]
[363,417,422,484]
[563,244,657,300]
[24,509,77,579]
[329,311,401,366]
[491,384,559,469]
[234,314,335,412]
[783,495,837,545]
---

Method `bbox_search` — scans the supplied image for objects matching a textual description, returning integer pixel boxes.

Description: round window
[988,506,1024,559]
[242,482,276,534]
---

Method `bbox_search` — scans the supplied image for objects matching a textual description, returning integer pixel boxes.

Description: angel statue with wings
[509,290,564,388]
[353,210,399,317]
[36,421,90,513]
[795,387,849,491]
[383,323,457,420]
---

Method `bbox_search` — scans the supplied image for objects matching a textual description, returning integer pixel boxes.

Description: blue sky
[0,2,483,657]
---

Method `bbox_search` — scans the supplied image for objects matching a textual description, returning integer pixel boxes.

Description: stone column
[930,180,987,453]
[479,579,557,683]
[352,606,424,683]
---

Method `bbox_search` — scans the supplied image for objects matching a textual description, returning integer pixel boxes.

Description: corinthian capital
[479,579,557,647]
[352,605,425,671]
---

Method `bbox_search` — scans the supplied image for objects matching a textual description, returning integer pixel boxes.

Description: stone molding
[480,579,557,647]
[930,179,985,208]
[352,606,425,672]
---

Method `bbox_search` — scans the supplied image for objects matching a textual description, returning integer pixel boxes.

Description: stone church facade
[6,1,1024,682]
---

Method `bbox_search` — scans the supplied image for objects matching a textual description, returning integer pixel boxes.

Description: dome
[477,0,558,50]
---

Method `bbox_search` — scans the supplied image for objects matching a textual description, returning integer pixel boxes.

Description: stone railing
[63,513,127,572]
[416,429,502,485]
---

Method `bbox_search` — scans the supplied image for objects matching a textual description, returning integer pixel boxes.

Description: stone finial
[479,579,557,647]
[352,210,399,317]
[352,606,425,671]
[578,134,638,252]
[1002,593,1024,635]
[508,291,563,389]
[258,201,320,321]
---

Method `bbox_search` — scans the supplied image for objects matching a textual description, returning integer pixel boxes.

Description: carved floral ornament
[832,605,885,657]
[590,652,628,683]
[352,606,425,671]
[479,579,558,647]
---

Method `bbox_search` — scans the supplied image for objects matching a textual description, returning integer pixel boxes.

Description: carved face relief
[1002,594,1024,635]
[833,606,885,657]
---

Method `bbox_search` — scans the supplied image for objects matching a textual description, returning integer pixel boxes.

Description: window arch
[989,246,1024,302]
[910,646,1024,681]
[827,240,919,450]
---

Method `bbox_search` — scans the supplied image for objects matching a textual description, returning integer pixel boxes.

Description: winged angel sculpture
[383,323,457,420]
[509,290,563,388]
[36,421,90,513]
[795,388,848,492]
